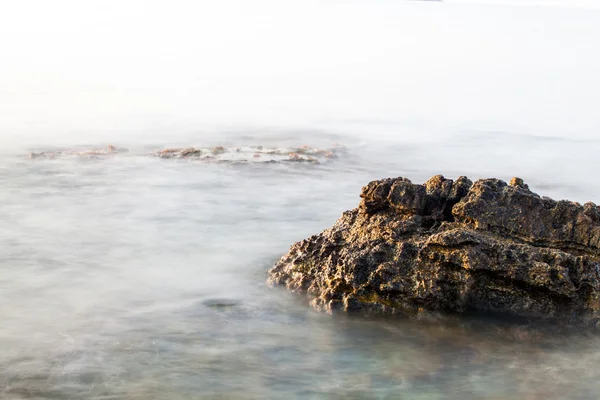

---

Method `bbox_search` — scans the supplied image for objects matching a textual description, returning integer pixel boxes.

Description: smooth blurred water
[2,129,600,400]
[2,0,600,398]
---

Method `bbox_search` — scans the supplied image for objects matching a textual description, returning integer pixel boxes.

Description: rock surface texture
[268,175,600,326]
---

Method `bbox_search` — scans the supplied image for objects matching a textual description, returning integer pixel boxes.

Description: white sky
[0,0,599,141]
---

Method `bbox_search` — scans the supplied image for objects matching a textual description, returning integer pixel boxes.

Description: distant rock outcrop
[153,145,344,164]
[27,144,347,165]
[268,175,600,326]
[29,145,128,159]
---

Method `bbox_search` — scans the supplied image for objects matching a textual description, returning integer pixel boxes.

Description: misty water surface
[1,0,600,399]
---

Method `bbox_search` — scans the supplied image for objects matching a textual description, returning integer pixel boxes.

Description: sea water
[1,1,600,399]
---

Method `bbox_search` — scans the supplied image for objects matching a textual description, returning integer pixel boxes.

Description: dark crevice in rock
[470,269,575,305]
[484,225,600,258]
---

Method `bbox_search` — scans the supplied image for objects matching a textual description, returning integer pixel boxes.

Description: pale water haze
[1,0,600,399]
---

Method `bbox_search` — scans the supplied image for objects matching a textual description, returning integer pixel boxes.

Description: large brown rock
[267,175,600,326]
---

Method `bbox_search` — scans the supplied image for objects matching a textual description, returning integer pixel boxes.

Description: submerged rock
[268,175,600,327]
[28,145,128,159]
[28,144,347,165]
[157,147,203,159]
[152,145,345,164]
[201,298,242,309]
